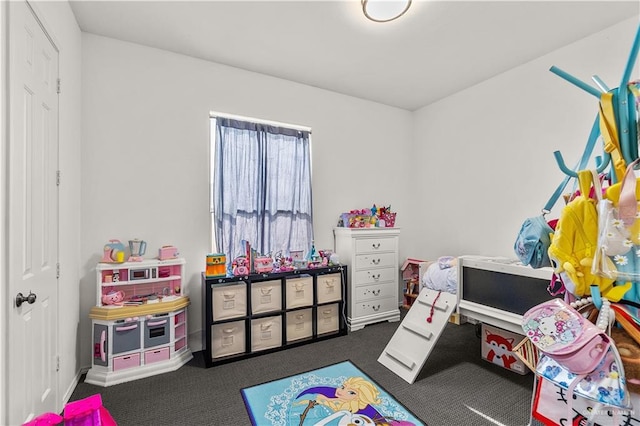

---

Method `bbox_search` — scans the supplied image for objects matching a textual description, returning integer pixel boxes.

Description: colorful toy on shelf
[101,289,125,306]
[240,239,254,272]
[159,245,179,260]
[319,250,333,266]
[206,253,227,277]
[378,205,396,228]
[101,239,126,263]
[307,241,323,268]
[254,255,273,274]
[293,259,308,269]
[273,252,294,272]
[339,205,396,228]
[128,238,147,262]
[232,256,250,276]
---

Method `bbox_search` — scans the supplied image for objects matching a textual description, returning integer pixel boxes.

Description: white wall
[80,34,413,363]
[407,18,640,261]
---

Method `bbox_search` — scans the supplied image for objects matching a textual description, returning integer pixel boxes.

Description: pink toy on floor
[64,394,116,426]
[23,394,116,426]
[22,413,63,426]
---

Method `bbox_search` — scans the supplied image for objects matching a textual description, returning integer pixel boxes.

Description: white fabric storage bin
[316,303,340,335]
[316,273,342,304]
[286,308,313,342]
[285,276,313,309]
[251,280,282,315]
[250,315,282,352]
[211,320,246,358]
[212,282,247,321]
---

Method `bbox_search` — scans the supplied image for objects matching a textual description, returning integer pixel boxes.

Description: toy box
[379,212,396,228]
[254,256,273,274]
[206,253,226,277]
[480,323,528,375]
[340,213,372,228]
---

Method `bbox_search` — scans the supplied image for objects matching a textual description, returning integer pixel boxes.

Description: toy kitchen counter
[86,258,192,387]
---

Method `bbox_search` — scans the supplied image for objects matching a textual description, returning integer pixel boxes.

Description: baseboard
[60,369,85,410]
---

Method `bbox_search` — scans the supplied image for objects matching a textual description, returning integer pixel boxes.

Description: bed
[418,255,553,335]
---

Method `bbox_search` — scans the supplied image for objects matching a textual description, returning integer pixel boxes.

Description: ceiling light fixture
[362,0,412,23]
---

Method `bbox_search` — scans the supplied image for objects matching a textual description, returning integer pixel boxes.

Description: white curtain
[213,118,313,261]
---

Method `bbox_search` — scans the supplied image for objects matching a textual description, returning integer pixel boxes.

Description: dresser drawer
[355,237,397,254]
[354,283,397,302]
[355,252,396,270]
[353,297,398,317]
[316,273,342,304]
[354,267,396,286]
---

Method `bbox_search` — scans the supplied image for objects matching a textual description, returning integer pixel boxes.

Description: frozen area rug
[241,360,426,426]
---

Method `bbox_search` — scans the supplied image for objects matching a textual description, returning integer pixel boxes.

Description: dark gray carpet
[70,318,535,425]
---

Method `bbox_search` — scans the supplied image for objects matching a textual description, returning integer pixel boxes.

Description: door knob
[15,291,36,307]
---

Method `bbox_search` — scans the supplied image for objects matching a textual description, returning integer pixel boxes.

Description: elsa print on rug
[241,360,424,425]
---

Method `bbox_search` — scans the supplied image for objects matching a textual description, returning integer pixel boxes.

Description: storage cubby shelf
[202,265,347,368]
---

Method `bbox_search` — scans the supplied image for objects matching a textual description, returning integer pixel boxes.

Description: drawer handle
[295,283,305,290]
[260,323,272,331]
[371,258,381,265]
[372,289,380,296]
[260,287,272,295]
[115,324,138,332]
[372,304,381,311]
[100,330,106,362]
[223,292,236,299]
[372,243,381,249]
[323,310,332,315]
[371,273,380,281]
[223,328,236,333]
[147,320,167,327]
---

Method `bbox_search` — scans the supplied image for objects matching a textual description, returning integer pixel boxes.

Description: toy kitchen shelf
[201,265,347,368]
[85,258,193,387]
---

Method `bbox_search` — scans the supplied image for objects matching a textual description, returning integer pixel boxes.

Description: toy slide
[378,288,456,384]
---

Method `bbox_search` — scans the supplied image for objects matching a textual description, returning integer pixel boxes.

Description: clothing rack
[550,24,640,182]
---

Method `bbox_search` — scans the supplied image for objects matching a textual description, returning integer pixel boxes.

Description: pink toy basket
[64,394,117,426]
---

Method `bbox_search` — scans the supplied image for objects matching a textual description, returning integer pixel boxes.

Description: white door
[7,1,60,423]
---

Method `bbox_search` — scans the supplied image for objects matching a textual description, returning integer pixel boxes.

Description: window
[210,115,313,262]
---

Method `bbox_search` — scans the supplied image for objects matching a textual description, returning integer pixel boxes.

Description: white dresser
[334,227,401,331]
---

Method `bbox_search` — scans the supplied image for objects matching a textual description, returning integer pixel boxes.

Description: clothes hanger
[552,115,609,178]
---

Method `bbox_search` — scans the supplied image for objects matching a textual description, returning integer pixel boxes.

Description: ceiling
[68,0,639,111]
